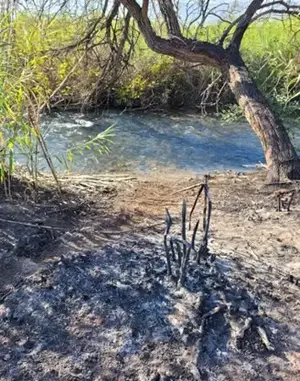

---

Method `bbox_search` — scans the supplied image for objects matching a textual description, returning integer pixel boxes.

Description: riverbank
[1,169,300,380]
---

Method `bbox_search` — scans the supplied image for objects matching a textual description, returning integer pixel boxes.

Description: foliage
[123,17,300,120]
[0,12,113,191]
[64,125,115,171]
[119,19,300,116]
[2,13,299,115]
[0,8,299,188]
[218,104,243,123]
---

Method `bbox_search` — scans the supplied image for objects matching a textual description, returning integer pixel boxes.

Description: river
[39,110,267,174]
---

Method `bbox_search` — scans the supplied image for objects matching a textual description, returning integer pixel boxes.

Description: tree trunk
[226,55,300,182]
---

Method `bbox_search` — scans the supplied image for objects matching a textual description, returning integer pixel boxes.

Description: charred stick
[179,200,193,285]
[164,208,173,275]
[171,237,198,255]
[170,237,176,261]
[287,190,295,212]
[189,184,204,230]
[203,175,208,231]
[181,199,187,260]
[191,220,200,249]
[175,239,182,267]
[203,199,212,243]
[191,219,200,260]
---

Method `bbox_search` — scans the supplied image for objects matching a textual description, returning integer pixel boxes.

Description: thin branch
[219,15,243,46]
[189,184,204,229]
[252,8,300,22]
[0,217,66,231]
[173,182,203,194]
[260,1,300,11]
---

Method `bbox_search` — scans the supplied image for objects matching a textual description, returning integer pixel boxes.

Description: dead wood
[164,176,213,286]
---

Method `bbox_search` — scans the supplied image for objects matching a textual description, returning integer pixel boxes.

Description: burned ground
[0,170,300,380]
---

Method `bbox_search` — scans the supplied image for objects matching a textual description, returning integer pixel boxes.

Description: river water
[39,110,266,174]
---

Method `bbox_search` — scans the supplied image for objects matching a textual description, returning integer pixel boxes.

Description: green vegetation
[0,12,114,193]
[3,14,300,115]
[118,19,300,118]
[0,9,299,188]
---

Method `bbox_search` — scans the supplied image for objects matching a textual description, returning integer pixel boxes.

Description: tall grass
[242,20,300,116]
[0,12,113,194]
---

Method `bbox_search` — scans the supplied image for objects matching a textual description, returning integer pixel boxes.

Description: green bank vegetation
[3,14,300,114]
[0,9,299,190]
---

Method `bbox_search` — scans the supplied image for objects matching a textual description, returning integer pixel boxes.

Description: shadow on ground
[0,236,297,381]
[1,173,300,380]
[0,175,136,293]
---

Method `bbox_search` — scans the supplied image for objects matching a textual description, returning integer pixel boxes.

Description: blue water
[38,110,265,173]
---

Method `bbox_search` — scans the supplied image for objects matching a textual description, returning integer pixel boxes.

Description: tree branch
[106,0,121,41]
[219,15,243,46]
[120,0,226,67]
[228,0,264,52]
[142,0,149,19]
[158,0,182,36]
[252,8,300,21]
[43,0,121,54]
[260,1,300,11]
[220,0,299,47]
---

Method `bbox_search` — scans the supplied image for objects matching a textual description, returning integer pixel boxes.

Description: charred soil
[0,170,300,381]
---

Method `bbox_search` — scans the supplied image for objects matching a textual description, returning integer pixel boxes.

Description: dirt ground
[1,169,300,381]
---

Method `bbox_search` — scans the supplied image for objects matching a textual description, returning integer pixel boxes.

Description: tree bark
[226,54,300,182]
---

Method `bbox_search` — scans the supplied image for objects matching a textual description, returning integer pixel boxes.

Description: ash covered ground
[1,171,300,380]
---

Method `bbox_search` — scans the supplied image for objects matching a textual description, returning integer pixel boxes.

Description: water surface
[39,111,265,173]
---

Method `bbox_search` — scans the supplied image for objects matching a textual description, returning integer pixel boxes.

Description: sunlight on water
[36,110,266,173]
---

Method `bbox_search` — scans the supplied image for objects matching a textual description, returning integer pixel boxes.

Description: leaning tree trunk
[226,55,300,183]
[118,0,300,182]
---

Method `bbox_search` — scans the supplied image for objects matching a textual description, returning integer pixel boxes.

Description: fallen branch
[0,217,67,231]
[173,182,203,195]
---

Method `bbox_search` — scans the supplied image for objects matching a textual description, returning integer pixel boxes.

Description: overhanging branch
[120,0,226,67]
[259,1,300,11]
[222,0,300,49]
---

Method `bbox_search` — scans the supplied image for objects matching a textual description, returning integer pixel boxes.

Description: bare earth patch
[0,169,300,380]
